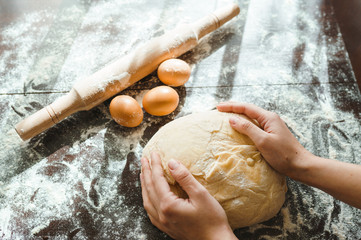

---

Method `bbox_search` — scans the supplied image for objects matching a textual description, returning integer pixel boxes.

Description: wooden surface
[0,0,360,239]
[14,3,239,141]
[332,0,361,89]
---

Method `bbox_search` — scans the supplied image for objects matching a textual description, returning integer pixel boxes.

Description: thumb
[168,159,205,199]
[229,116,266,144]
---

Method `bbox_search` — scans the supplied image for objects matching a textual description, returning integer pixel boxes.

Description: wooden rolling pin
[15,4,240,140]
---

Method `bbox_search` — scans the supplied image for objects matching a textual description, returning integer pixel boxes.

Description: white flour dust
[0,0,360,239]
[0,10,55,93]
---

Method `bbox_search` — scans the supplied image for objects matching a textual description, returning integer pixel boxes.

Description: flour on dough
[142,110,287,229]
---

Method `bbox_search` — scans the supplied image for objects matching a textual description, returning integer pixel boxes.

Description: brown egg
[109,95,143,127]
[142,86,179,116]
[157,59,191,87]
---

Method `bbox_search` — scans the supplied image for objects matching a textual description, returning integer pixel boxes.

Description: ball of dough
[142,111,287,229]
[157,59,191,87]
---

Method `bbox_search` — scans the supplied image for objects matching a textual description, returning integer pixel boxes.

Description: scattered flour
[0,0,360,239]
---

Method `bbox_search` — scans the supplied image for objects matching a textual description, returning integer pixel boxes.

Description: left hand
[140,152,237,240]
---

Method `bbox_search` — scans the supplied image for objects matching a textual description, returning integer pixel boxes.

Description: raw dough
[142,111,287,229]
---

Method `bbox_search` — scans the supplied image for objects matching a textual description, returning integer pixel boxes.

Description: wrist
[288,149,318,183]
[207,224,237,240]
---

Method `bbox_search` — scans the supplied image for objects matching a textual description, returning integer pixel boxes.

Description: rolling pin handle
[15,107,57,141]
[14,4,240,141]
[15,88,85,141]
[195,3,240,39]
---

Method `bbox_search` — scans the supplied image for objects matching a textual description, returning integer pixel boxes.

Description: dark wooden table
[0,0,360,239]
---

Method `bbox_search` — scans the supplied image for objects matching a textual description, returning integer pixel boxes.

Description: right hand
[217,102,361,209]
[217,102,313,180]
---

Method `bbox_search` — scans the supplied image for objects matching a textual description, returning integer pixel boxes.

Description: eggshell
[157,59,191,87]
[142,86,179,116]
[109,95,143,127]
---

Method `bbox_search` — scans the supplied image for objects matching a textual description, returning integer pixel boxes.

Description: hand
[140,152,237,240]
[217,102,361,209]
[217,102,313,180]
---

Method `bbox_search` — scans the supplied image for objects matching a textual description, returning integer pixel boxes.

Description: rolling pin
[15,3,240,141]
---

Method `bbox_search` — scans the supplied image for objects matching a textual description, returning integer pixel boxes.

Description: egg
[109,95,143,127]
[157,59,191,87]
[142,86,179,116]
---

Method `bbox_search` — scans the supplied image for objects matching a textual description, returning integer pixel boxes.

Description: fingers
[229,116,267,145]
[141,154,176,223]
[168,159,208,200]
[150,152,172,198]
[217,102,270,126]
[140,171,158,219]
[141,156,170,232]
[141,157,162,213]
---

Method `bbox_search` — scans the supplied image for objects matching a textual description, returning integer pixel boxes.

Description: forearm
[216,102,361,209]
[294,155,361,209]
